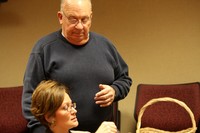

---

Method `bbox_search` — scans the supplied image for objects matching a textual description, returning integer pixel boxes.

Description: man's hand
[94,84,115,107]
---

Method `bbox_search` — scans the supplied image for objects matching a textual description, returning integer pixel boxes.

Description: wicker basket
[136,97,197,133]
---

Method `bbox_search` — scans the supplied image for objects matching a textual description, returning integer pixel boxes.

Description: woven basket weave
[136,97,197,133]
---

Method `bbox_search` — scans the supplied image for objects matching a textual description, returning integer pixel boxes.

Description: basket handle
[136,97,196,130]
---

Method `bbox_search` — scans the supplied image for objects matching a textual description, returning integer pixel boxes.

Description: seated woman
[31,80,117,133]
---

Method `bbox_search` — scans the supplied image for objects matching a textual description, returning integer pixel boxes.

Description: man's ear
[90,12,93,20]
[90,12,93,18]
[57,11,63,24]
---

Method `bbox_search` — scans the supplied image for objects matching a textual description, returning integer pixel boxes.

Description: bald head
[60,0,92,12]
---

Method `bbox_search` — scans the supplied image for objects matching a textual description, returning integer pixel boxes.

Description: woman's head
[31,80,78,132]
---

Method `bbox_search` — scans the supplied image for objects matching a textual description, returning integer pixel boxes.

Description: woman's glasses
[63,102,76,112]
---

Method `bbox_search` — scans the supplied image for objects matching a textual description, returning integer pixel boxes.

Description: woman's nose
[70,107,77,114]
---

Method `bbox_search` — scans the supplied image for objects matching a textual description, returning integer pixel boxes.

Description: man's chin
[69,38,89,45]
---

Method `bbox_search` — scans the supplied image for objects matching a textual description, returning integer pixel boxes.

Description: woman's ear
[45,113,55,124]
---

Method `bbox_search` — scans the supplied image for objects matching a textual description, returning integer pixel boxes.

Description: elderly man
[22,0,132,132]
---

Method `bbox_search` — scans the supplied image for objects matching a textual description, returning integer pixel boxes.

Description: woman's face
[54,93,78,132]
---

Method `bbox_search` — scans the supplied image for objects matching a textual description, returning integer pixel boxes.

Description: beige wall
[0,0,200,133]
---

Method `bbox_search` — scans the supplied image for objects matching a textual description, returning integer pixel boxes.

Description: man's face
[58,0,92,45]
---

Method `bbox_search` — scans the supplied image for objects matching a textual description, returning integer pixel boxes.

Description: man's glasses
[62,11,91,26]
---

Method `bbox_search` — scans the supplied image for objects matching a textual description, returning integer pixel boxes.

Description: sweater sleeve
[22,51,46,131]
[110,48,132,101]
[94,32,132,101]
